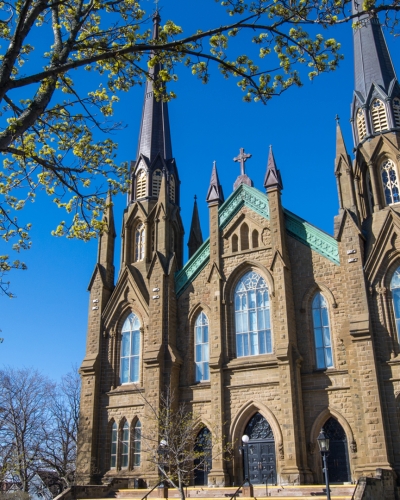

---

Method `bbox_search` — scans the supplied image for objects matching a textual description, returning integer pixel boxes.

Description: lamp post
[317,429,331,500]
[239,434,253,496]
[158,439,168,489]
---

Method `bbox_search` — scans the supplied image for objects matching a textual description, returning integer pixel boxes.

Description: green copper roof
[175,185,339,296]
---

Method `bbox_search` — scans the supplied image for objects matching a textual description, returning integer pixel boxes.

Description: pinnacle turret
[188,196,203,258]
[206,162,224,205]
[264,146,283,192]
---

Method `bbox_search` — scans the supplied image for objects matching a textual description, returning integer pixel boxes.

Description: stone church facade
[76,5,400,490]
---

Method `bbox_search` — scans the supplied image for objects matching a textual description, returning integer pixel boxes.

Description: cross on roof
[234,148,252,176]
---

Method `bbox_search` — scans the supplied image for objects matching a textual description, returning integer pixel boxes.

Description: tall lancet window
[110,422,117,468]
[135,223,145,261]
[195,312,209,382]
[235,271,272,357]
[121,421,129,468]
[357,108,367,141]
[133,420,142,467]
[312,292,333,369]
[393,98,400,127]
[371,99,388,132]
[381,159,400,205]
[136,170,147,199]
[391,267,400,340]
[120,313,141,384]
[152,169,162,197]
[170,175,176,203]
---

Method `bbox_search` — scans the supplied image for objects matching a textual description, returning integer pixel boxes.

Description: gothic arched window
[357,108,367,141]
[381,159,400,205]
[235,271,272,357]
[121,313,141,384]
[371,99,388,132]
[170,175,176,203]
[393,98,400,127]
[152,169,162,197]
[195,312,209,382]
[136,170,147,199]
[121,421,129,468]
[240,223,249,251]
[135,223,145,262]
[252,229,259,248]
[390,267,400,340]
[110,421,117,468]
[133,420,142,467]
[312,292,333,369]
[232,234,238,252]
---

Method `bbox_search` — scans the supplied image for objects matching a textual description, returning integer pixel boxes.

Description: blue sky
[1,1,399,381]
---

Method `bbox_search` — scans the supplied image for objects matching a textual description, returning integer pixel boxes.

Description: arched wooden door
[322,418,351,483]
[194,427,212,486]
[244,413,276,485]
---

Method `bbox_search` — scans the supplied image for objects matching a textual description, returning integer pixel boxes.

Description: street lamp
[240,434,252,491]
[158,439,168,488]
[317,429,331,500]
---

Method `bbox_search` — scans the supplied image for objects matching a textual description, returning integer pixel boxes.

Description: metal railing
[225,479,247,500]
[141,480,165,500]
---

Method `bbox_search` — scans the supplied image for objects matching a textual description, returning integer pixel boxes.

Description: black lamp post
[240,434,252,487]
[317,429,331,500]
[158,439,168,488]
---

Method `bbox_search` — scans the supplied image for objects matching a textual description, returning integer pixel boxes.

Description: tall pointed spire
[264,146,283,192]
[206,161,224,205]
[335,117,351,170]
[136,12,172,163]
[352,1,397,99]
[188,196,203,258]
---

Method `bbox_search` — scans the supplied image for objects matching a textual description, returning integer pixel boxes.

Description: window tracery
[135,223,145,262]
[381,159,400,205]
[195,312,209,382]
[136,170,147,199]
[371,99,388,132]
[312,292,333,369]
[120,313,141,384]
[235,271,272,357]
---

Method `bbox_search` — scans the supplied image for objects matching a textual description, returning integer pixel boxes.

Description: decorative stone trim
[175,185,340,296]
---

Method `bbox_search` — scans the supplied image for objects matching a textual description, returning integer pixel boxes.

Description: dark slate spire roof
[352,1,397,98]
[136,12,173,163]
[264,146,283,191]
[188,196,203,258]
[206,161,224,205]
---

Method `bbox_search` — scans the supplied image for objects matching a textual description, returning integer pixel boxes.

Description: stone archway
[322,417,351,483]
[244,413,276,485]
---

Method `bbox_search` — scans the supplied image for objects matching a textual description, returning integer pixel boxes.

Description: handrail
[141,480,165,500]
[229,479,247,500]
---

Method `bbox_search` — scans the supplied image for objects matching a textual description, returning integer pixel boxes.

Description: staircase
[112,485,355,499]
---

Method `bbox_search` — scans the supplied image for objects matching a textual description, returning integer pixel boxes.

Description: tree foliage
[0,0,399,295]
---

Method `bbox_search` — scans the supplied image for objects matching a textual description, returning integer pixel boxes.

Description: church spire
[264,145,283,192]
[206,161,224,205]
[188,196,203,258]
[136,12,173,163]
[352,2,397,99]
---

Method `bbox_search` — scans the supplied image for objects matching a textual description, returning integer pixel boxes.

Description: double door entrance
[243,413,276,485]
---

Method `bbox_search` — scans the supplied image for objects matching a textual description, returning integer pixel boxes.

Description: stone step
[112,484,355,499]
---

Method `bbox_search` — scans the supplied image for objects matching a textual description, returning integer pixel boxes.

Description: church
[76,3,400,491]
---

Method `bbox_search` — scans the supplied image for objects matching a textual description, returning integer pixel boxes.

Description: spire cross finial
[194,194,197,201]
[234,148,252,176]
[335,114,340,123]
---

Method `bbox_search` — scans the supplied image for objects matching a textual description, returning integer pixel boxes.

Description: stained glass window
[135,223,145,262]
[381,159,400,205]
[110,422,117,468]
[121,421,129,468]
[312,292,333,369]
[390,267,400,340]
[134,420,142,467]
[235,271,272,357]
[195,312,209,382]
[121,313,141,384]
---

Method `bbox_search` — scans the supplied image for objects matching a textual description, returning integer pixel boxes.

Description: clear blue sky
[1,1,399,381]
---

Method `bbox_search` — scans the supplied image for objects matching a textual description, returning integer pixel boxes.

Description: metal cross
[234,148,252,176]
